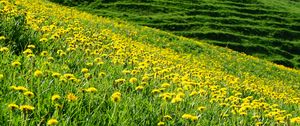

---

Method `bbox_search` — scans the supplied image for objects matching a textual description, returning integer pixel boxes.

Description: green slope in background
[51,0,300,69]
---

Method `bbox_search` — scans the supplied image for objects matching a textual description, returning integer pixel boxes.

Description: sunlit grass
[0,0,300,125]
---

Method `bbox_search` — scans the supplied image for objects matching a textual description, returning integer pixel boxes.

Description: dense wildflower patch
[0,0,300,125]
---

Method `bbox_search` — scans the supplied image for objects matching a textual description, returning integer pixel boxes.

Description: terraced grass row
[92,2,299,21]
[143,22,300,40]
[51,0,300,68]
[95,2,295,17]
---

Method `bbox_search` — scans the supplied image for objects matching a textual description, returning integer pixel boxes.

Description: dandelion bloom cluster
[1,0,300,125]
[111,91,121,102]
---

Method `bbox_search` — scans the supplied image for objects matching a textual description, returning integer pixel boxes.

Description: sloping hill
[53,0,300,69]
[0,0,300,125]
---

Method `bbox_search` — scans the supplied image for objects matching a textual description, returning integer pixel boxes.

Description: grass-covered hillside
[1,0,300,125]
[52,0,300,69]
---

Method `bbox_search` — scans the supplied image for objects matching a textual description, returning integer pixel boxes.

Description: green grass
[1,0,300,125]
[51,0,300,69]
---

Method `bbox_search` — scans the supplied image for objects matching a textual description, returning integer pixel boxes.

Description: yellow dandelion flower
[135,86,144,91]
[48,57,54,62]
[26,54,35,58]
[96,61,104,65]
[291,117,300,123]
[59,77,67,83]
[63,73,74,79]
[98,72,106,77]
[85,49,91,54]
[252,115,260,120]
[111,91,121,103]
[0,36,6,40]
[239,112,247,116]
[19,105,35,112]
[27,45,35,49]
[66,93,77,102]
[129,77,138,84]
[11,61,21,67]
[39,38,48,43]
[197,106,206,111]
[122,70,131,75]
[142,76,149,82]
[94,58,102,63]
[163,115,172,120]
[176,88,183,92]
[85,87,97,93]
[59,52,66,57]
[84,73,92,79]
[219,103,229,107]
[34,70,43,77]
[161,83,170,88]
[51,94,61,101]
[74,78,81,83]
[151,89,160,94]
[66,47,76,52]
[11,86,28,92]
[81,68,89,73]
[141,82,147,85]
[55,104,63,110]
[255,122,263,126]
[47,118,58,125]
[23,49,33,55]
[131,70,139,75]
[51,34,60,39]
[157,121,165,126]
[189,91,198,96]
[40,51,48,56]
[182,114,198,121]
[115,79,126,84]
[52,72,61,78]
[8,103,19,110]
[0,47,9,52]
[24,91,34,98]
[184,85,194,91]
[171,96,183,103]
[0,74,3,80]
[190,116,198,121]
[199,89,206,95]
[275,116,285,123]
[57,50,63,54]
[160,93,172,101]
[176,92,185,98]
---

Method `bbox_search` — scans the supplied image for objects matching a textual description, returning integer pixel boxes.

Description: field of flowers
[1,0,300,125]
[55,0,300,69]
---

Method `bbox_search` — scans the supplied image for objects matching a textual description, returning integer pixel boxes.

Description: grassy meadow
[52,0,300,69]
[1,0,300,125]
